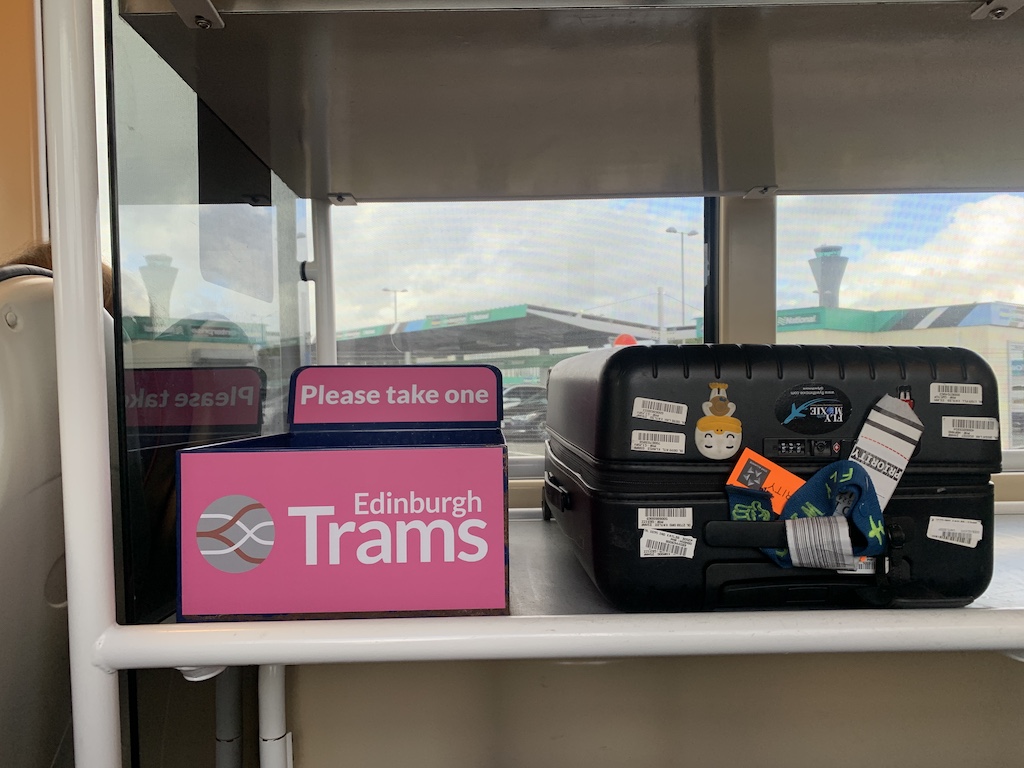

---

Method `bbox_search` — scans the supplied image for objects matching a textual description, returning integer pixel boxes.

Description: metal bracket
[177,665,227,682]
[743,185,779,199]
[299,262,317,282]
[330,193,358,206]
[169,0,225,30]
[971,0,1024,20]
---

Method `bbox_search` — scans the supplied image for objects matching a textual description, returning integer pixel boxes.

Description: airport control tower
[139,253,178,330]
[809,245,848,308]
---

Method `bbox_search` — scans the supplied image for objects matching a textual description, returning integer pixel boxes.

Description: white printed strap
[785,516,858,570]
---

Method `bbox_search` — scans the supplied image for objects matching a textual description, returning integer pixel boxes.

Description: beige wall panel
[0,0,43,260]
[291,653,1024,768]
[719,197,776,344]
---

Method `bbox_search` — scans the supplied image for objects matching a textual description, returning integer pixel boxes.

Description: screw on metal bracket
[4,311,17,329]
[971,0,1023,19]
[194,15,212,29]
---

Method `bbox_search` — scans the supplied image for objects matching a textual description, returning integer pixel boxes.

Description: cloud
[777,193,1024,310]
[843,194,1024,309]
[116,192,1023,339]
[330,199,704,329]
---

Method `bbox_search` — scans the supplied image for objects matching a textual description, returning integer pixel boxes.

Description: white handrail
[42,0,122,765]
[93,609,1024,670]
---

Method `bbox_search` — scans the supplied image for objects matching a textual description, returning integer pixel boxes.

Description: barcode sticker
[927,516,983,548]
[941,416,999,441]
[638,507,693,530]
[631,430,686,454]
[785,516,858,570]
[640,529,697,559]
[837,556,876,575]
[632,397,688,425]
[930,383,983,405]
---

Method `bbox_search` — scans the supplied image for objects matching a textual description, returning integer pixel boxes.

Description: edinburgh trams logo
[196,495,275,573]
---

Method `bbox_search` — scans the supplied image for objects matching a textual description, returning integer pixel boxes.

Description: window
[327,198,706,455]
[111,17,310,621]
[776,193,1024,454]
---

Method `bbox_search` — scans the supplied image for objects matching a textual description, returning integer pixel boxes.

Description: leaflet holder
[176,364,509,621]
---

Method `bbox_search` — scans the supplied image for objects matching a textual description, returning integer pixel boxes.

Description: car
[501,390,548,441]
[502,384,545,411]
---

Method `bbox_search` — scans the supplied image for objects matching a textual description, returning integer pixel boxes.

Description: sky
[776,192,1024,312]
[116,191,1024,335]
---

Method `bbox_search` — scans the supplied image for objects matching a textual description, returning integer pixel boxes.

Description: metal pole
[215,668,243,768]
[382,287,407,326]
[310,199,337,365]
[259,665,290,768]
[41,0,121,764]
[667,227,696,327]
[679,235,686,326]
[657,286,666,344]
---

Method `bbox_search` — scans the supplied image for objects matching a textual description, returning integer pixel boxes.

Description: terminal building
[120,247,1024,449]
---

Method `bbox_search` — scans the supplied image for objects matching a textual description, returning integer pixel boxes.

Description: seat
[0,265,74,767]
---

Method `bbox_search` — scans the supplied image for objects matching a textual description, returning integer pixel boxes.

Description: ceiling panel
[120,3,1024,199]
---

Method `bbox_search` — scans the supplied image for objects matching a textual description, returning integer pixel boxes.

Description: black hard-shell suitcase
[542,344,1000,611]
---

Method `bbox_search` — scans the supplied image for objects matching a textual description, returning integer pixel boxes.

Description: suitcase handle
[704,521,788,549]
[544,474,571,514]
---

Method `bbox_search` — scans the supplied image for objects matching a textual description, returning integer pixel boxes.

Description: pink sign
[291,366,499,426]
[126,368,264,428]
[179,445,508,618]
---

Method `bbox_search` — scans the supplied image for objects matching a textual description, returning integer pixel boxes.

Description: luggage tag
[726,395,923,570]
[777,461,885,570]
[726,447,805,515]
[847,395,924,511]
[727,460,885,570]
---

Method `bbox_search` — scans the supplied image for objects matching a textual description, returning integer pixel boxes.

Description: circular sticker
[774,384,851,435]
[196,494,275,573]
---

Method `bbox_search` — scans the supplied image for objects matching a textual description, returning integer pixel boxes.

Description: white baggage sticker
[930,383,983,405]
[631,430,686,454]
[632,397,688,425]
[927,516,983,548]
[941,416,999,441]
[837,556,876,575]
[640,529,696,559]
[638,507,693,530]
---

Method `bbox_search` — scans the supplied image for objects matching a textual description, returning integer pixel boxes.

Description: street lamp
[382,287,408,324]
[666,227,699,326]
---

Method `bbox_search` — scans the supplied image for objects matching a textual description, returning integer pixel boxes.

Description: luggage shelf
[94,512,1024,669]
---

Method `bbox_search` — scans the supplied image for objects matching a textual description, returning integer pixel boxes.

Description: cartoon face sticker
[695,382,743,460]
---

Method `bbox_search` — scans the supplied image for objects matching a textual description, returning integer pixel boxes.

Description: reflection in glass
[112,14,309,622]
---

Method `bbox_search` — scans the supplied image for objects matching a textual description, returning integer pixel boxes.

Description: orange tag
[726,447,805,515]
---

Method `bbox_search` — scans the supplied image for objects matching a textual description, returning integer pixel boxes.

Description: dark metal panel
[766,5,1024,193]
[122,9,706,200]
[120,5,1024,199]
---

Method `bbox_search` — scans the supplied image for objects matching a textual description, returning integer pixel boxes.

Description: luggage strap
[728,460,887,570]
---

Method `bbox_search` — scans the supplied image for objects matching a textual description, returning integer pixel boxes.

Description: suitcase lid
[545,344,1001,478]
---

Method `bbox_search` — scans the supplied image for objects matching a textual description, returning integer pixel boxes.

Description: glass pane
[777,192,1024,451]
[329,199,706,455]
[111,16,310,622]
